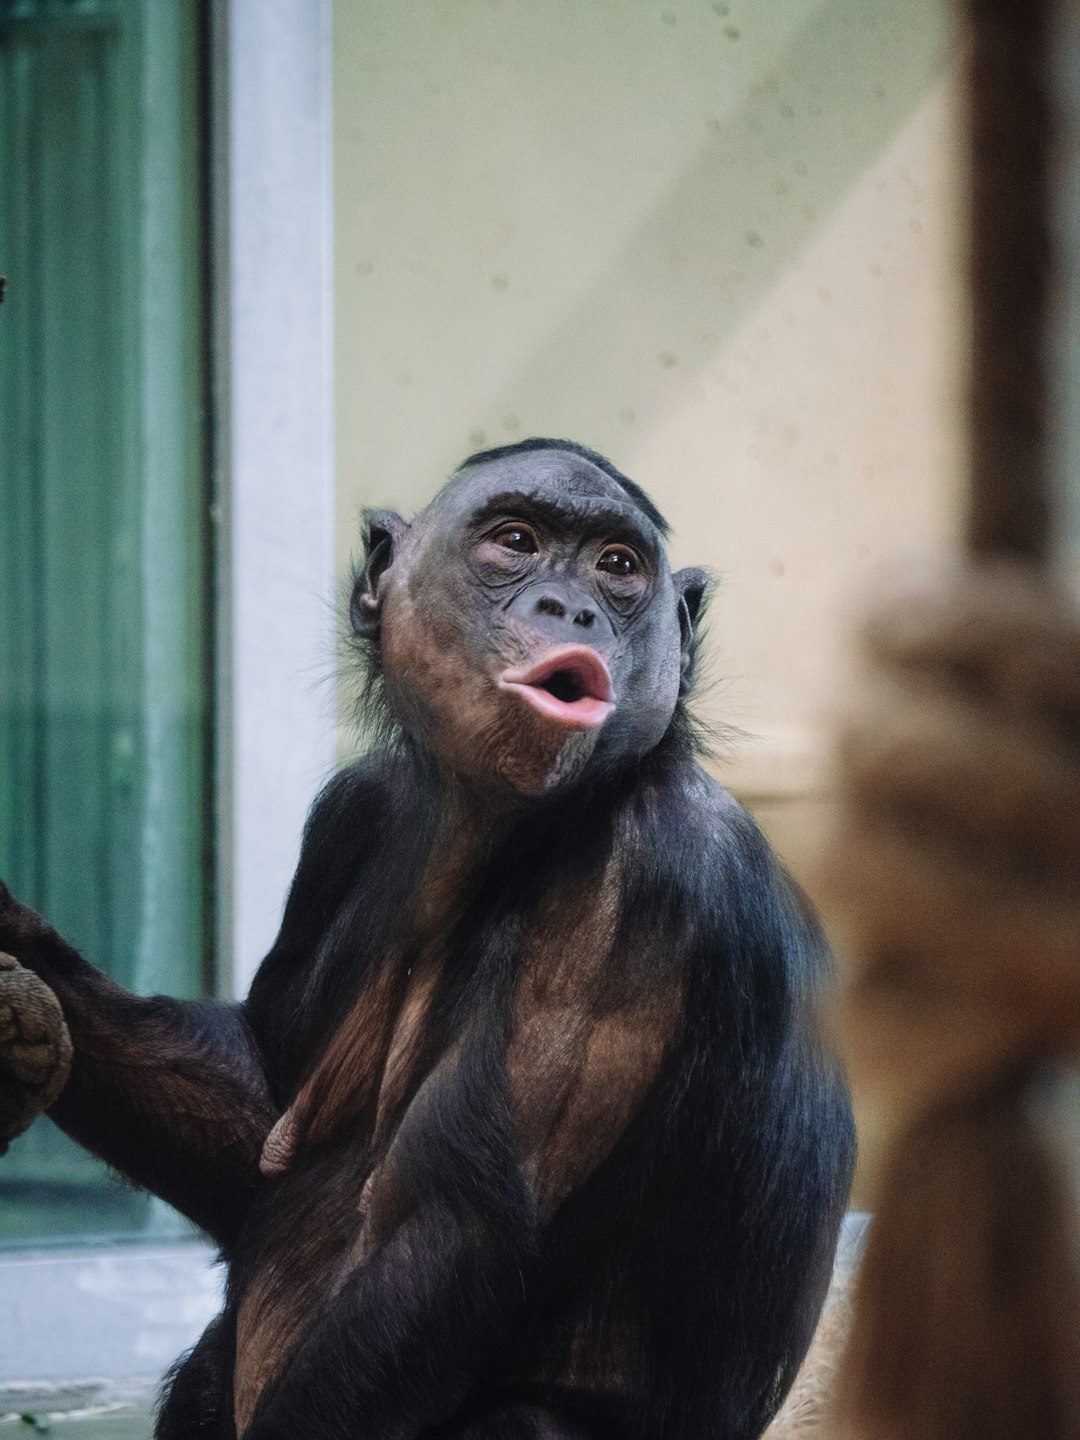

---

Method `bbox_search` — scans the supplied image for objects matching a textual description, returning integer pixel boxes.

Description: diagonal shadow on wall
[478,0,953,447]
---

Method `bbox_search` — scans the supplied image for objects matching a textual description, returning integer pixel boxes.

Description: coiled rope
[828,0,1080,1435]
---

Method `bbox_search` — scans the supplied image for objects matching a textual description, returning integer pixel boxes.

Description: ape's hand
[0,950,72,1151]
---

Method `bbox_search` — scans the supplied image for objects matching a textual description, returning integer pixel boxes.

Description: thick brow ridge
[470,489,659,551]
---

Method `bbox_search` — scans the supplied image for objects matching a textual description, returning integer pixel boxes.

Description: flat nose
[535,594,598,629]
[508,583,614,644]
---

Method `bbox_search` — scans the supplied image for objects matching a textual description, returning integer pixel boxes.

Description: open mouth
[499,645,615,729]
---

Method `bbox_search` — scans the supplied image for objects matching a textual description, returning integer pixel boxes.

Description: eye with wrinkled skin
[490,525,539,555]
[597,545,640,578]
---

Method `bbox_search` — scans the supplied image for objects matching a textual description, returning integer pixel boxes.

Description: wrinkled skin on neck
[362,452,699,799]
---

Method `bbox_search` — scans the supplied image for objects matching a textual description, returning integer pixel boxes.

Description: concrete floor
[0,1217,871,1439]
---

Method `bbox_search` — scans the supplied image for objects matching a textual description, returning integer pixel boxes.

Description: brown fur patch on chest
[508,865,684,1212]
[265,844,471,1168]
[233,1154,369,1433]
[236,958,441,1430]
[236,857,468,1426]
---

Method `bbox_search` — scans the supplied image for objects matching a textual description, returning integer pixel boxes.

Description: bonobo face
[353,447,707,796]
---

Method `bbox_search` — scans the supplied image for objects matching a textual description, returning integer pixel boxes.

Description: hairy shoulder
[302,749,404,845]
[618,760,829,1010]
[246,753,403,989]
[620,757,771,875]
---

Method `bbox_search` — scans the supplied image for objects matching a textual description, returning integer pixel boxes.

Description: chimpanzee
[0,439,854,1440]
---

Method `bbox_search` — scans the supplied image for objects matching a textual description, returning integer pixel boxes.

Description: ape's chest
[271,930,450,1173]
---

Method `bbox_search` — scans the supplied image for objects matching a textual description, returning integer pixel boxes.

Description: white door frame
[0,0,336,1397]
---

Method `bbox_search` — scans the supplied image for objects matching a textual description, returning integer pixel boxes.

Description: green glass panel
[0,0,210,1244]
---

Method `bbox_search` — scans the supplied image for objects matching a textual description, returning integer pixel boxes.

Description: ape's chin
[493,720,600,798]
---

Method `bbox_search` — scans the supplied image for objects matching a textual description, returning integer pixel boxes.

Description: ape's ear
[673,567,712,694]
[350,509,409,641]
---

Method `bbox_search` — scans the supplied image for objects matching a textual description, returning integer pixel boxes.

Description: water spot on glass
[869,261,883,278]
[468,429,487,449]
[770,560,786,578]
[661,10,677,25]
[802,204,817,221]
[712,1,729,14]
[724,24,740,40]
[356,259,375,278]
[825,449,839,467]
[910,216,923,234]
[747,444,761,459]
[793,159,808,177]
[857,543,871,561]
[773,178,788,196]
[745,229,764,248]
[209,502,223,525]
[872,83,886,100]
[706,115,723,136]
[658,351,679,368]
[113,730,135,761]
[491,274,509,292]
[817,285,832,304]
[393,369,413,387]
[620,407,636,425]
[502,414,520,432]
[808,100,823,117]
[779,103,794,121]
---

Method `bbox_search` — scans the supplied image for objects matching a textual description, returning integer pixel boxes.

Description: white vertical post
[214,0,337,997]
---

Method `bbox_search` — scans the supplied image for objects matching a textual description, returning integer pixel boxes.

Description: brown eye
[597,545,639,577]
[492,526,538,554]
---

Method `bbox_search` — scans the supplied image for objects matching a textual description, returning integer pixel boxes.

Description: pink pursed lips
[499,644,615,729]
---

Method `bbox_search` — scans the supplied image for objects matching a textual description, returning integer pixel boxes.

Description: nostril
[574,609,596,629]
[536,595,566,618]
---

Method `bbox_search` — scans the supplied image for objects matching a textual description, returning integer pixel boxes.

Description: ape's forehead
[425,450,645,525]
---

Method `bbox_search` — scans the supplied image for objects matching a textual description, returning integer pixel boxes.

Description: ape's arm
[242,967,679,1440]
[241,1041,534,1439]
[0,767,374,1250]
[0,883,276,1249]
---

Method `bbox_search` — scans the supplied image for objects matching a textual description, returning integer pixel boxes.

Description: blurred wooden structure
[825,0,1080,1437]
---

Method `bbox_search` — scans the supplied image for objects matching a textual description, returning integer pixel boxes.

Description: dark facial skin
[353,449,706,796]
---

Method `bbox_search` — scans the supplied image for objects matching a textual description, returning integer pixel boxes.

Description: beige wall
[332,0,966,882]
